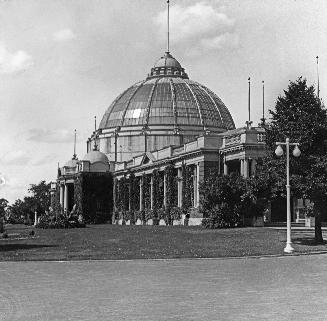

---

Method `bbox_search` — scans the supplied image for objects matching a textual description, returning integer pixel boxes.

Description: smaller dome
[83,150,109,165]
[147,52,188,80]
[64,158,78,168]
[154,52,182,68]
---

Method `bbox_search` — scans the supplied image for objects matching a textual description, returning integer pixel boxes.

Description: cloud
[31,153,57,166]
[53,29,76,42]
[0,43,33,74]
[154,2,238,55]
[0,173,6,187]
[0,150,30,166]
[27,128,75,143]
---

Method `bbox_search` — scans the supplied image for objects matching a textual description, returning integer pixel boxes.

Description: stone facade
[112,125,267,225]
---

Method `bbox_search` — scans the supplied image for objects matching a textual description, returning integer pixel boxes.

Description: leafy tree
[200,173,267,228]
[28,180,51,214]
[6,181,51,224]
[260,77,327,243]
[0,198,8,218]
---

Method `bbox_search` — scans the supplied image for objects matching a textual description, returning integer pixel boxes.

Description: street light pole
[275,138,301,253]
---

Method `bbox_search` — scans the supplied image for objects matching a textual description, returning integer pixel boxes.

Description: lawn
[0,224,327,261]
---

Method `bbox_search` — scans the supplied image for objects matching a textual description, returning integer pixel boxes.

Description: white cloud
[0,173,6,187]
[27,128,75,143]
[0,43,33,74]
[154,2,238,55]
[53,28,76,42]
[31,153,57,166]
[0,150,30,166]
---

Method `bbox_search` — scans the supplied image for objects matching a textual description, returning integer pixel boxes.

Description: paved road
[1,255,327,321]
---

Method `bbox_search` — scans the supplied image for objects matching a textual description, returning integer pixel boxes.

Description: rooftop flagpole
[261,80,266,126]
[248,77,251,122]
[246,77,252,129]
[262,81,264,120]
[73,129,77,159]
[167,0,170,53]
[93,116,98,151]
[316,56,320,99]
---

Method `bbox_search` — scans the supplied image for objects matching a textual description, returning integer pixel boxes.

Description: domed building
[56,145,113,223]
[51,50,268,226]
[88,52,235,162]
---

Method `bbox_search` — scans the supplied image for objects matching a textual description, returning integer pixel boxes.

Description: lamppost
[275,138,301,253]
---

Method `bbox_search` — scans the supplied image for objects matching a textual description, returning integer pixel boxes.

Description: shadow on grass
[292,237,327,246]
[0,244,57,252]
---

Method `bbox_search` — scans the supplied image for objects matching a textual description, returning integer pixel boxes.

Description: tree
[200,173,267,228]
[261,77,327,243]
[28,180,51,214]
[0,198,8,218]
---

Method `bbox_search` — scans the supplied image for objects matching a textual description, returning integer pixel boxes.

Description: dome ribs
[143,78,160,130]
[120,80,146,128]
[204,87,236,129]
[182,79,206,132]
[169,78,180,134]
[99,86,131,129]
[198,83,224,128]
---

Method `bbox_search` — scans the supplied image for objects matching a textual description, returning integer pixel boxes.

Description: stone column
[64,183,69,212]
[150,175,153,210]
[34,211,37,226]
[223,158,228,175]
[177,167,182,208]
[244,159,249,178]
[163,172,167,207]
[196,163,200,208]
[139,178,143,211]
[59,184,64,209]
[240,159,244,176]
[193,166,197,207]
[251,159,257,176]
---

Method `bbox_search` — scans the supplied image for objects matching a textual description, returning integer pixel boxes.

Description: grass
[0,224,327,261]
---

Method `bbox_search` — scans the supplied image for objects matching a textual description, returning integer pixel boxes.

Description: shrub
[202,203,241,229]
[200,173,267,228]
[36,207,86,229]
[125,210,135,223]
[170,207,183,220]
[135,210,145,222]
[144,208,153,221]
[157,208,165,220]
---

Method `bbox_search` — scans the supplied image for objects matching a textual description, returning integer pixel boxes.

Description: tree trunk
[315,213,324,244]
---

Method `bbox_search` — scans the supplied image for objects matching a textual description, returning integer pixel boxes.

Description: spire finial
[93,116,98,151]
[73,129,77,159]
[167,0,170,53]
[316,56,320,99]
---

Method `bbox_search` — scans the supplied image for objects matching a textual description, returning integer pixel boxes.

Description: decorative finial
[72,129,77,159]
[167,0,170,54]
[316,56,320,99]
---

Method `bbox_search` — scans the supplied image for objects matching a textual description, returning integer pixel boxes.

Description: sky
[0,0,327,203]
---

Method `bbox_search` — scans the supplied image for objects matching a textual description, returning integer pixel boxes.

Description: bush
[202,203,241,229]
[170,207,183,220]
[36,208,86,229]
[135,210,145,223]
[200,173,267,228]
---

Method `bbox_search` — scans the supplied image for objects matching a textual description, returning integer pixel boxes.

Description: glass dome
[94,53,235,163]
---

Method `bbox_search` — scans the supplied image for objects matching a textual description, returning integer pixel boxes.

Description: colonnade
[59,183,73,212]
[223,157,257,178]
[132,163,201,211]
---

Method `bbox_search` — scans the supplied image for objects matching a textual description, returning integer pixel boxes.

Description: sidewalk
[1,255,327,320]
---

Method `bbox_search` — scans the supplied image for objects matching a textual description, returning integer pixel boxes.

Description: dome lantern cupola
[147,52,189,80]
